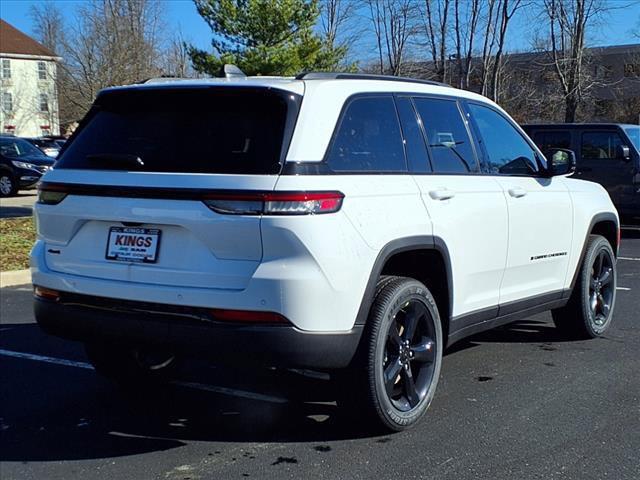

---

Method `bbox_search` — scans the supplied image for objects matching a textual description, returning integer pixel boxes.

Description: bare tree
[421,0,451,82]
[319,0,361,69]
[320,0,358,49]
[367,0,419,76]
[56,0,164,118]
[452,0,481,89]
[164,30,194,78]
[543,0,610,122]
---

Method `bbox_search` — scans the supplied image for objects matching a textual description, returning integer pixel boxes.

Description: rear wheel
[85,342,177,386]
[552,235,617,339]
[337,276,443,431]
[0,172,18,197]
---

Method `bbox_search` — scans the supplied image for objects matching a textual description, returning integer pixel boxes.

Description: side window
[326,96,406,172]
[412,97,478,174]
[581,132,623,160]
[468,103,538,175]
[533,131,571,151]
[395,97,431,173]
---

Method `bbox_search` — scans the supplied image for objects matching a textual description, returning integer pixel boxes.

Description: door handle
[507,187,527,198]
[428,189,456,201]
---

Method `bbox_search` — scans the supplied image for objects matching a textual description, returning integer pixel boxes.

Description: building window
[2,92,12,112]
[37,61,47,80]
[624,63,640,78]
[594,65,613,80]
[39,93,49,112]
[1,59,10,79]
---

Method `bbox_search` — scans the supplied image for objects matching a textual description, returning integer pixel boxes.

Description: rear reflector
[34,286,61,301]
[211,308,290,324]
[203,191,344,215]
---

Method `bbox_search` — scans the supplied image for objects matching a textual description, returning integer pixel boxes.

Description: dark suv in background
[523,123,640,225]
[0,137,55,197]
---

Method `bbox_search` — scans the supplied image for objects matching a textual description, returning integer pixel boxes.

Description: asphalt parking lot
[0,193,37,218]
[0,230,638,480]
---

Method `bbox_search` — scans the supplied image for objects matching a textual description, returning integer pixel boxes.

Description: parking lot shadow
[0,324,379,463]
[0,206,32,218]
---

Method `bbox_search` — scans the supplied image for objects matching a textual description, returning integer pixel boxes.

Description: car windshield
[0,138,45,158]
[624,127,640,151]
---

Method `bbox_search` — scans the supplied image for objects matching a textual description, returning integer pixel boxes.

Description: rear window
[56,88,296,174]
[533,130,571,151]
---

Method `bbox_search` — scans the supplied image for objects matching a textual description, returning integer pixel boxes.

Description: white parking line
[173,381,288,404]
[616,287,631,291]
[619,257,640,261]
[0,348,94,369]
[0,349,288,404]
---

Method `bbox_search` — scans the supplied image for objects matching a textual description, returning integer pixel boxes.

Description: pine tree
[188,0,347,76]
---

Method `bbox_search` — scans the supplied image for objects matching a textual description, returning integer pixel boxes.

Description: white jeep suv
[32,70,619,431]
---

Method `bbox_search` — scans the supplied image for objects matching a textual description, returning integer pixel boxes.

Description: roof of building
[0,19,57,58]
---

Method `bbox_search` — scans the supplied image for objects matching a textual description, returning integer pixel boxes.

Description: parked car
[0,137,55,197]
[523,123,640,225]
[23,137,61,158]
[32,70,619,431]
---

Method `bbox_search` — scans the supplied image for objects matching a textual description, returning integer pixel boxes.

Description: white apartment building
[0,19,61,137]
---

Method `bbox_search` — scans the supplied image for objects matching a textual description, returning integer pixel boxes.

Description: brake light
[211,308,289,324]
[37,183,68,205]
[203,191,344,215]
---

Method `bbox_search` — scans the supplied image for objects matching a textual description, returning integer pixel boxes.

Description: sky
[1,0,639,60]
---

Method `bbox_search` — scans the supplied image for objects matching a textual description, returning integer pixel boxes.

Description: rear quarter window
[56,88,296,175]
[325,96,406,172]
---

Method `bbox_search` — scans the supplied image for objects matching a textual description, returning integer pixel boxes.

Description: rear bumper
[34,294,363,369]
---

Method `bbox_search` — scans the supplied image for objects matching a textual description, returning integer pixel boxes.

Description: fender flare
[354,235,453,326]
[565,211,619,298]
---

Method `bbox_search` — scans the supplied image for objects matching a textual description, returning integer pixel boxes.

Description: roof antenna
[218,64,246,79]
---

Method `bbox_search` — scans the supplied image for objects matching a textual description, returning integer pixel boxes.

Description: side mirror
[616,145,631,162]
[544,148,576,176]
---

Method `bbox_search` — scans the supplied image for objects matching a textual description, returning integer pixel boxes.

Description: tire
[0,172,18,197]
[552,235,617,339]
[336,276,443,432]
[85,342,177,386]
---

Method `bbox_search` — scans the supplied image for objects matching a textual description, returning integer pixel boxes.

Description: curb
[0,269,32,288]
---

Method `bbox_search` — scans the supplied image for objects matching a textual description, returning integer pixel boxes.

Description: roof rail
[138,76,183,84]
[295,72,449,88]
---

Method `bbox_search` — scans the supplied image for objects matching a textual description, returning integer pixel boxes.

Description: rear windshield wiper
[86,153,144,170]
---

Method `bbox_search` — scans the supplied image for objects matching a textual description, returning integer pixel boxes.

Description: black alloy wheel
[383,298,438,412]
[552,235,617,339]
[588,248,615,327]
[336,276,443,432]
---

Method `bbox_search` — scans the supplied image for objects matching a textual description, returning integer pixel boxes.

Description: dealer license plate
[105,227,161,263]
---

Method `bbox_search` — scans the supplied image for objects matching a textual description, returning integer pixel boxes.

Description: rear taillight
[203,191,344,215]
[37,183,68,205]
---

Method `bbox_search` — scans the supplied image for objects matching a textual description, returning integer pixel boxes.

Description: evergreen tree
[188,0,347,76]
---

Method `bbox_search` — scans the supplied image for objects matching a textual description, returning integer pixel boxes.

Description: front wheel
[0,173,18,197]
[338,276,443,432]
[552,235,617,339]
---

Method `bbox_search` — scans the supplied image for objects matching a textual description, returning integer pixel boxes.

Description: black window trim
[410,94,482,175]
[393,94,433,173]
[464,100,549,178]
[286,91,487,176]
